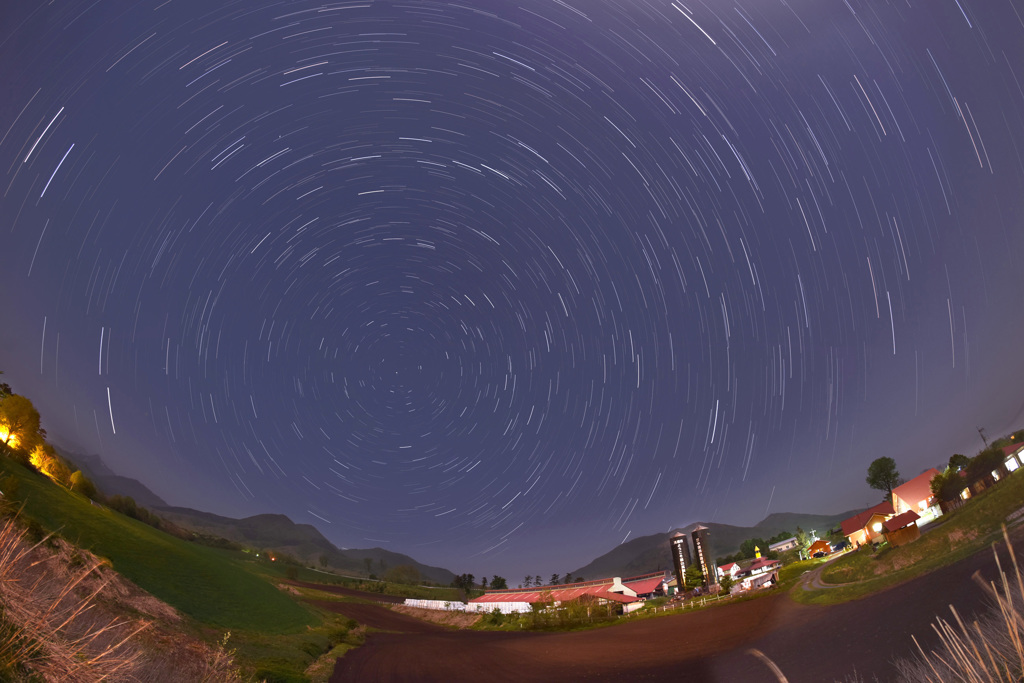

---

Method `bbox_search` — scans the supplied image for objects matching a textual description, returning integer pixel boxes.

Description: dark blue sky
[2,0,1022,580]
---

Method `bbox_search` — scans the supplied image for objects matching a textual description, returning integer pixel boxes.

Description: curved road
[329,534,1020,682]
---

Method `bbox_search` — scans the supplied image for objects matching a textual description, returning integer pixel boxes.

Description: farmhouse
[717,562,741,581]
[467,572,664,614]
[1001,443,1024,472]
[891,468,941,519]
[768,537,798,553]
[841,501,895,548]
[743,556,780,577]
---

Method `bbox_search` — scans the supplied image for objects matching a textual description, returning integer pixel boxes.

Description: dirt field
[288,579,406,604]
[324,534,1020,682]
[390,604,483,629]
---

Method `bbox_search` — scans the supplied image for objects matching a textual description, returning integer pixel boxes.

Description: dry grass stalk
[0,514,145,680]
[895,525,1024,682]
[0,512,248,682]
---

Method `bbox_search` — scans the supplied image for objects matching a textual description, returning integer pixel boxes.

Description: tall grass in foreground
[0,513,142,680]
[0,510,249,681]
[754,525,1024,683]
[895,526,1023,682]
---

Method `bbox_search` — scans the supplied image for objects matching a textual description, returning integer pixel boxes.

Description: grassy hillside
[158,505,456,584]
[753,510,858,534]
[0,456,313,633]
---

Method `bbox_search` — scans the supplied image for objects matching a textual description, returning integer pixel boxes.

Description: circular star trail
[1,0,1023,574]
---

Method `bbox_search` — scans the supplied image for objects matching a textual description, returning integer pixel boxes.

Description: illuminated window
[1007,459,1019,472]
[871,522,882,533]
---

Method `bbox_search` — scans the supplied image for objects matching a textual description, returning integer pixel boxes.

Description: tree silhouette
[866,457,901,501]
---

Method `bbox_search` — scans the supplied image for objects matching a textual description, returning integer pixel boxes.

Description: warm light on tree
[29,444,72,488]
[0,394,42,452]
[0,427,18,450]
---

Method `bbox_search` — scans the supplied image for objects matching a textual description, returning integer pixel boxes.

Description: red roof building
[744,557,780,576]
[717,562,741,580]
[891,469,940,516]
[468,572,664,611]
[841,501,895,548]
[807,539,831,556]
[622,574,664,597]
[1001,443,1024,472]
[882,510,921,547]
[882,510,920,533]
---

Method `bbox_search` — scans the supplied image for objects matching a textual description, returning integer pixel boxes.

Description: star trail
[1,0,1023,576]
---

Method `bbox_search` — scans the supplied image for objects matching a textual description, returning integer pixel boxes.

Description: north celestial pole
[1,0,1023,579]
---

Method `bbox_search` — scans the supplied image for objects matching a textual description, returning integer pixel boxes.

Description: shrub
[68,471,98,500]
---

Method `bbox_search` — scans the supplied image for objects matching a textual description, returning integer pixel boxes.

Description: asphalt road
[328,533,1021,682]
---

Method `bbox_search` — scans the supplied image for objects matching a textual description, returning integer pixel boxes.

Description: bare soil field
[309,600,444,634]
[326,531,1020,682]
[390,604,483,629]
[288,579,406,604]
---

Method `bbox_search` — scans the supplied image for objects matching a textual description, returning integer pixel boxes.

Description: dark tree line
[452,573,508,590]
[519,573,584,588]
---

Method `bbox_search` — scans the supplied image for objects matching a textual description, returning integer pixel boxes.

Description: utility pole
[977,427,989,447]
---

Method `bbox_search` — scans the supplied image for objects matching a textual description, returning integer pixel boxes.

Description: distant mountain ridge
[570,510,858,580]
[157,506,455,584]
[54,447,170,509]
[53,447,455,585]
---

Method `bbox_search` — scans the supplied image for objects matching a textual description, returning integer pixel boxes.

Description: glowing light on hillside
[0,427,19,450]
[28,445,64,486]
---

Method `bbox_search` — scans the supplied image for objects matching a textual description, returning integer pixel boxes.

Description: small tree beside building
[866,457,901,502]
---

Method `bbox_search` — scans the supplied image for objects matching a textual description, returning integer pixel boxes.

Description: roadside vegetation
[473,597,623,631]
[892,527,1023,682]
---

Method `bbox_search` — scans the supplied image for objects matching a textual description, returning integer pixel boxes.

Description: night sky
[2,0,1023,580]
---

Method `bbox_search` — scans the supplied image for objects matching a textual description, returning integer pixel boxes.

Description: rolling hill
[570,510,859,579]
[154,506,456,585]
[55,446,170,509]
[55,446,455,585]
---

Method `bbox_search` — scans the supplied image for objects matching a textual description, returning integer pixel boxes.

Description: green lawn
[0,456,313,633]
[793,470,1024,605]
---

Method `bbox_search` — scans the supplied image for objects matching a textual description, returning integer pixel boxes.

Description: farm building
[1001,443,1024,472]
[807,539,831,556]
[882,510,921,547]
[717,562,741,580]
[740,570,778,591]
[841,501,895,548]
[891,469,941,519]
[768,537,798,553]
[467,572,664,614]
[743,557,780,577]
